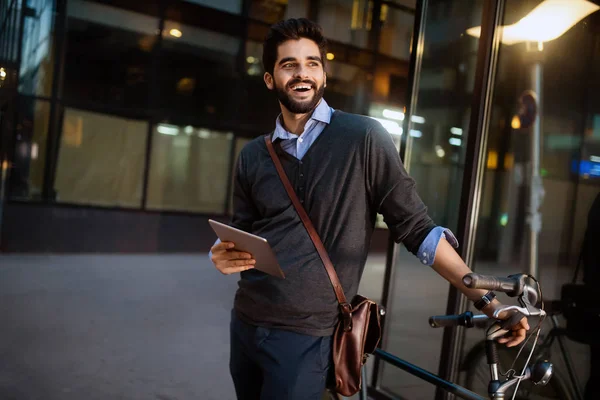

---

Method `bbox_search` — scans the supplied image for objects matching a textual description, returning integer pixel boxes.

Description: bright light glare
[409,130,422,138]
[511,115,521,129]
[591,155,600,163]
[411,115,425,124]
[326,52,335,61]
[449,138,462,146]
[184,126,194,134]
[382,109,404,121]
[157,124,179,135]
[467,0,600,45]
[0,68,6,79]
[435,145,445,158]
[450,127,463,136]
[169,29,182,38]
[370,117,403,136]
[246,56,256,64]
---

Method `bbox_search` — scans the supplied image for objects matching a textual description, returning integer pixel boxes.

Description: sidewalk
[0,253,590,399]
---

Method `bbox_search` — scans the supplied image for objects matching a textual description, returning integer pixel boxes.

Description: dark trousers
[585,345,600,400]
[229,311,333,400]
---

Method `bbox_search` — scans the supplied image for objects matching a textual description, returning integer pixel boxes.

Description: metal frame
[437,0,506,394]
[371,0,508,398]
[435,1,505,398]
[370,0,427,393]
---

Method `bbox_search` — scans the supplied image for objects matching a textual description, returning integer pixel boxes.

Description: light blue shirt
[211,98,459,265]
[272,98,334,160]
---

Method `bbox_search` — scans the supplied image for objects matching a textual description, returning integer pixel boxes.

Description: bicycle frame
[360,349,486,400]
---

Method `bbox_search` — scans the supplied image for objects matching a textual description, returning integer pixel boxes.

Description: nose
[293,64,309,79]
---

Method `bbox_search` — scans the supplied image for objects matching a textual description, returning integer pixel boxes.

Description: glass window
[147,124,233,213]
[63,0,159,108]
[183,0,242,15]
[378,5,413,60]
[19,0,56,97]
[456,1,600,397]
[249,0,309,24]
[157,20,241,122]
[8,98,51,200]
[53,108,148,207]
[318,0,371,49]
[378,0,484,397]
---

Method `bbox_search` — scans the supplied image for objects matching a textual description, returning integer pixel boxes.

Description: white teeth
[292,85,312,90]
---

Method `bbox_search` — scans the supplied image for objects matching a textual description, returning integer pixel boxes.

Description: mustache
[287,79,316,89]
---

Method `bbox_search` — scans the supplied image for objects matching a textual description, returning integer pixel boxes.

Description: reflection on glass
[183,0,242,15]
[19,0,56,97]
[54,108,147,207]
[318,0,371,49]
[158,19,240,119]
[457,0,600,397]
[378,5,413,60]
[249,0,308,24]
[9,99,51,200]
[379,0,484,397]
[147,124,233,213]
[63,0,158,108]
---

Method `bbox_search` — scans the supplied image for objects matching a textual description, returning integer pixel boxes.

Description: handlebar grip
[429,314,465,328]
[463,273,526,297]
[429,311,488,328]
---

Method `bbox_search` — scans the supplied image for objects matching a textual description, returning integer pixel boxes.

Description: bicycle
[459,300,583,400]
[361,272,554,400]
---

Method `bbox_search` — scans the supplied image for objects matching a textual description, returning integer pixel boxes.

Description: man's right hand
[210,241,256,275]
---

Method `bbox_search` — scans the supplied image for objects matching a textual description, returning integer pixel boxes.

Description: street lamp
[466,0,600,278]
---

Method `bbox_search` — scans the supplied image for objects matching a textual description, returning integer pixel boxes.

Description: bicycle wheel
[460,341,574,400]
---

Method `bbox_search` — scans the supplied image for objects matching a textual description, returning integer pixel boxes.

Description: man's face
[264,38,327,114]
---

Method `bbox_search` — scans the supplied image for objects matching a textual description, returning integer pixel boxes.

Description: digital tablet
[208,219,285,279]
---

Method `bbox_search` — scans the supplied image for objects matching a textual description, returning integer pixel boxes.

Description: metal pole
[527,60,543,279]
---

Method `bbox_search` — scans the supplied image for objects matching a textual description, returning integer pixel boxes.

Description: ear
[324,72,327,88]
[264,72,274,90]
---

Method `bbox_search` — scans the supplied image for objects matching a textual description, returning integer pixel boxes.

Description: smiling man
[209,18,528,400]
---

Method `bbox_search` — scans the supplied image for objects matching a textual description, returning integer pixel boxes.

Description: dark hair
[262,18,328,75]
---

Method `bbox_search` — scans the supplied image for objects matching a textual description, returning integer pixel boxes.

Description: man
[210,18,528,400]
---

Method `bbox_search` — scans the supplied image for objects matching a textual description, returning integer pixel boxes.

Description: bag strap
[264,135,353,330]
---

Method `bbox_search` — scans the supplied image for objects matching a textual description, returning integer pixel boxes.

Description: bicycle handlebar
[429,311,489,328]
[462,273,528,297]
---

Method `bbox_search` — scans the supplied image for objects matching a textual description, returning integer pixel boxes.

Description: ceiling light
[411,115,425,124]
[157,124,179,135]
[467,0,600,45]
[449,138,462,146]
[450,127,463,135]
[370,117,402,136]
[169,29,182,38]
[382,109,404,121]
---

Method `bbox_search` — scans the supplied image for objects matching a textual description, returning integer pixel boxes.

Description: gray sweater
[231,111,435,336]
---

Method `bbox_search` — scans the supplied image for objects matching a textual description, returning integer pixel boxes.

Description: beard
[274,78,325,114]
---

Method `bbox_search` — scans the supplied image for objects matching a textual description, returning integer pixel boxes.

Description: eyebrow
[278,56,323,65]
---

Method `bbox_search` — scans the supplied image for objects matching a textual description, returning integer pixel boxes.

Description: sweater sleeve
[366,121,436,255]
[231,149,260,232]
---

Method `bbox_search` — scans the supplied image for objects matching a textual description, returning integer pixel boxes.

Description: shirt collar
[273,99,332,141]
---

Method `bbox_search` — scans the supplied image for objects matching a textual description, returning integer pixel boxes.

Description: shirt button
[422,259,427,264]
[298,137,303,143]
[422,252,427,257]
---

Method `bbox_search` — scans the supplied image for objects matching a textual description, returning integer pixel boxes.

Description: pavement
[0,253,591,399]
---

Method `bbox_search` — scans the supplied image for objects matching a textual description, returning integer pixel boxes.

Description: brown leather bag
[265,135,382,397]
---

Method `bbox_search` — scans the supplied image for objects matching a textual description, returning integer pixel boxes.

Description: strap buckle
[339,302,353,332]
